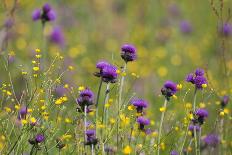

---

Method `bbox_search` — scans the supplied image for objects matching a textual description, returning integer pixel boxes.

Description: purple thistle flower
[32,9,41,21]
[42,3,51,12]
[194,76,207,89]
[96,61,110,70]
[18,106,27,120]
[50,27,65,47]
[130,98,148,113]
[195,108,208,125]
[85,130,98,146]
[186,73,195,84]
[77,88,94,108]
[180,20,192,34]
[101,65,118,83]
[137,116,150,130]
[188,124,201,131]
[195,68,205,76]
[219,23,232,37]
[170,150,179,155]
[121,44,137,62]
[221,95,229,108]
[35,134,45,143]
[204,134,220,147]
[46,10,56,21]
[161,80,177,100]
[186,68,207,89]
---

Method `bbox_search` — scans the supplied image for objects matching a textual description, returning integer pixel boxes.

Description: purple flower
[195,108,208,125]
[186,68,207,89]
[219,23,232,37]
[101,65,118,83]
[85,130,98,146]
[204,134,220,147]
[137,116,150,130]
[77,88,94,108]
[221,95,229,108]
[32,3,56,23]
[4,18,14,28]
[50,27,64,47]
[42,3,51,12]
[161,80,178,100]
[170,150,179,155]
[188,124,201,131]
[96,61,110,71]
[195,68,204,76]
[121,44,137,62]
[32,9,41,21]
[35,134,45,143]
[186,73,195,84]
[130,98,148,113]
[180,20,192,34]
[18,106,27,120]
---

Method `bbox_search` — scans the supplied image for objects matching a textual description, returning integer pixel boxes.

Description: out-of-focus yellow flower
[35,48,41,53]
[65,118,72,123]
[152,131,158,137]
[64,84,69,89]
[160,142,165,150]
[30,117,36,124]
[15,105,20,110]
[128,105,134,111]
[173,95,178,99]
[177,84,182,90]
[199,102,206,108]
[21,71,28,75]
[110,118,116,124]
[21,119,28,125]
[185,103,192,109]
[68,66,74,70]
[123,145,132,154]
[120,114,130,126]
[219,111,225,117]
[224,108,229,114]
[159,107,166,112]
[33,67,40,71]
[78,86,85,91]
[157,66,167,77]
[62,134,72,140]
[6,91,12,96]
[202,84,207,88]
[4,107,11,113]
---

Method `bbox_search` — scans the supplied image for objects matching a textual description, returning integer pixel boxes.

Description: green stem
[157,99,167,155]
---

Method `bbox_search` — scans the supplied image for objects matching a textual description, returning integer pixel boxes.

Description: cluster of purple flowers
[32,3,56,24]
[121,44,137,63]
[77,88,94,112]
[85,130,98,146]
[95,61,118,83]
[161,80,178,100]
[186,68,207,89]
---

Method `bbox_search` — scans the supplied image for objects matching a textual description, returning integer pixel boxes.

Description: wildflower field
[0,0,232,154]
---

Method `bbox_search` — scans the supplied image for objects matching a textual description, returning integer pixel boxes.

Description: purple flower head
[32,9,41,21]
[196,108,208,118]
[188,124,201,131]
[96,61,110,71]
[121,44,137,62]
[186,68,207,89]
[42,3,51,12]
[221,95,229,108]
[77,88,94,107]
[161,80,178,100]
[195,108,208,125]
[35,134,45,143]
[220,23,232,37]
[46,10,56,21]
[86,130,95,137]
[130,98,148,113]
[180,20,192,34]
[194,76,207,89]
[101,65,118,83]
[186,73,195,84]
[195,68,204,76]
[137,116,150,130]
[85,130,98,146]
[19,106,27,115]
[170,150,179,155]
[204,134,220,147]
[4,18,14,28]
[50,27,64,47]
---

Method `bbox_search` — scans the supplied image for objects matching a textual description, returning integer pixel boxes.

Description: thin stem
[117,63,127,147]
[95,78,103,138]
[193,88,198,155]
[180,122,190,154]
[157,99,168,155]
[194,126,198,155]
[91,144,94,155]
[84,105,87,142]
[198,127,201,155]
[193,88,197,112]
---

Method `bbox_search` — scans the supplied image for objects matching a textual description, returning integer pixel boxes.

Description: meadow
[0,0,232,154]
